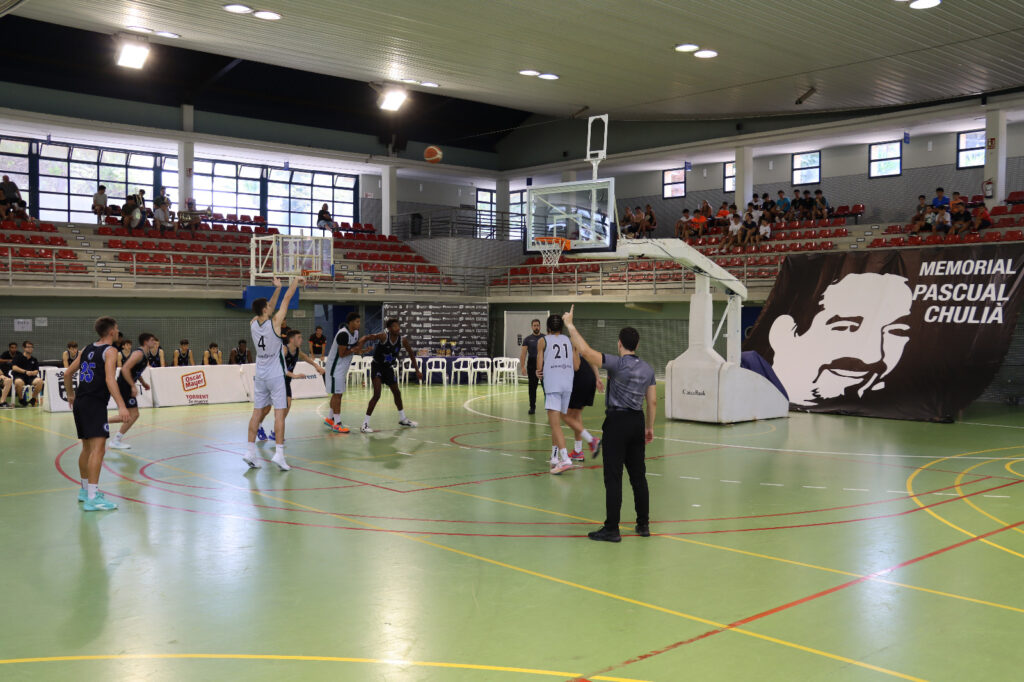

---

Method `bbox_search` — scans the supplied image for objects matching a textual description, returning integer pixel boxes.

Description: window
[0,137,31,215]
[509,190,526,240]
[792,151,821,185]
[476,188,496,238]
[724,162,736,193]
[267,167,357,235]
[662,168,686,198]
[957,130,985,169]
[869,141,902,178]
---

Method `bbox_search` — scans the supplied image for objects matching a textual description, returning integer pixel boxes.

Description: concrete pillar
[495,178,510,239]
[380,165,397,236]
[733,146,754,208]
[560,170,577,183]
[177,139,194,209]
[984,109,1007,209]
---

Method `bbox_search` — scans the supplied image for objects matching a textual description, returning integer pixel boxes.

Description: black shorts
[285,377,292,399]
[569,368,597,410]
[117,378,138,409]
[371,362,398,386]
[73,396,110,440]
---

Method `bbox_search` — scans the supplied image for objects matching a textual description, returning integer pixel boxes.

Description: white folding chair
[348,356,370,386]
[451,357,474,385]
[425,357,447,386]
[494,357,518,384]
[472,357,493,384]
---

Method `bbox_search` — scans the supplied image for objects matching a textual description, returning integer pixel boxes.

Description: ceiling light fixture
[127,25,153,33]
[519,69,540,76]
[909,0,940,7]
[400,78,420,84]
[420,81,439,88]
[674,43,699,52]
[223,3,253,12]
[694,49,718,59]
[253,10,281,20]
[156,31,180,38]
[537,73,559,80]
[116,35,151,69]
[378,87,408,112]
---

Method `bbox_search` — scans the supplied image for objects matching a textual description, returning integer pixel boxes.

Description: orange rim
[534,237,570,250]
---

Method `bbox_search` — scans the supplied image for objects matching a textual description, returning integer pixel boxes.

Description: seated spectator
[697,200,713,220]
[791,189,806,220]
[122,194,141,229]
[1,175,22,203]
[915,206,938,233]
[933,206,952,233]
[974,206,992,231]
[722,213,743,250]
[812,190,830,220]
[0,188,11,220]
[92,185,110,224]
[775,190,792,220]
[12,199,33,224]
[746,202,763,223]
[183,197,201,231]
[11,341,43,406]
[950,205,974,235]
[931,187,950,210]
[153,202,174,232]
[0,369,10,409]
[632,205,649,236]
[621,207,637,237]
[0,342,18,377]
[714,202,731,227]
[317,203,334,231]
[229,339,253,364]
[741,212,759,245]
[689,211,708,238]
[203,342,223,365]
[153,187,170,209]
[755,215,772,244]
[172,339,194,367]
[642,204,657,236]
[675,208,691,239]
[750,194,763,210]
[134,188,147,211]
[801,190,815,219]
[950,191,965,213]
[62,341,79,368]
[761,193,777,222]
[908,195,929,231]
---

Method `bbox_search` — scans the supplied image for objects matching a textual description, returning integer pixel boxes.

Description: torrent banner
[744,245,1024,421]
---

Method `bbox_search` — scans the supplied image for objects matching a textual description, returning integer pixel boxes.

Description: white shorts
[328,357,353,395]
[254,374,288,409]
[544,391,572,414]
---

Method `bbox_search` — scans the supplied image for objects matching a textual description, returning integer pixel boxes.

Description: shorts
[544,390,572,414]
[117,378,138,409]
[371,361,398,387]
[569,370,597,410]
[73,396,110,440]
[328,357,353,395]
[254,373,288,409]
[285,377,292,399]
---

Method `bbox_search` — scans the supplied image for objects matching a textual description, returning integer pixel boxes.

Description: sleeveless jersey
[66,350,78,365]
[76,343,112,401]
[117,349,148,391]
[207,351,218,366]
[176,348,190,366]
[542,333,574,393]
[251,318,285,378]
[230,347,246,364]
[283,347,299,385]
[325,327,359,371]
[146,348,162,367]
[373,333,402,366]
[119,348,131,365]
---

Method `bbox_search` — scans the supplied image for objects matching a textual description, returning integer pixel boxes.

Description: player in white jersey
[243,276,301,471]
[322,311,371,433]
[536,314,579,474]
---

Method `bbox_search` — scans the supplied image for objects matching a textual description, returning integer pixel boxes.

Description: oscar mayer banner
[744,244,1024,422]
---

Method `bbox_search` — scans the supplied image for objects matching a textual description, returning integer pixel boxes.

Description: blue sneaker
[83,492,118,511]
[256,426,268,441]
[268,430,276,440]
[78,488,87,503]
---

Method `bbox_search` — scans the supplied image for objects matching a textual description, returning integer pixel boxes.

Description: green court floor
[2,382,1024,681]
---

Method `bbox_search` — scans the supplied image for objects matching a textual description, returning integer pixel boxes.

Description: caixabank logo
[181,370,207,392]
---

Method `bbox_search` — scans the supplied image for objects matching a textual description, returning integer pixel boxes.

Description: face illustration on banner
[769,273,914,405]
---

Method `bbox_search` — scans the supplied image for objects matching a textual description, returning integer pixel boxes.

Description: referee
[563,306,656,542]
[518,318,545,414]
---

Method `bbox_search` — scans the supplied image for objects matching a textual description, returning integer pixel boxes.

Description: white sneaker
[398,418,418,427]
[109,439,131,449]
[243,453,262,469]
[271,452,291,471]
[550,460,573,475]
[360,424,374,433]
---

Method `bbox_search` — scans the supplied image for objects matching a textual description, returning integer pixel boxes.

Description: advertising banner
[43,365,153,413]
[744,245,1024,421]
[149,365,249,407]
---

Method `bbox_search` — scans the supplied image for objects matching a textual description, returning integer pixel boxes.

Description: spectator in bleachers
[697,200,713,220]
[908,194,929,231]
[775,190,791,221]
[154,201,174,232]
[1,175,21,202]
[755,215,772,244]
[751,194,763,210]
[0,369,10,409]
[740,212,759,246]
[974,206,993,232]
[317,203,334,231]
[674,208,691,238]
[172,339,194,367]
[950,204,974,236]
[0,342,19,376]
[950,191,965,212]
[203,342,222,365]
[11,341,43,406]
[134,189,147,211]
[791,189,806,220]
[632,206,649,236]
[801,190,815,219]
[761,193,776,222]
[643,204,657,236]
[229,339,253,364]
[183,197,201,231]
[714,202,731,227]
[931,187,950,210]
[690,210,708,238]
[62,341,79,368]
[722,213,743,250]
[933,205,952,234]
[812,190,830,220]
[122,194,141,229]
[0,188,11,220]
[746,202,762,223]
[92,185,110,224]
[154,187,170,209]
[621,207,637,237]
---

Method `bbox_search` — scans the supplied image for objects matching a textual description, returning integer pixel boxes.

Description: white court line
[760,483,784,487]
[679,476,701,480]
[886,490,911,494]
[646,473,662,477]
[933,493,958,496]
[842,488,869,492]
[720,480,741,484]
[984,495,1011,498]
[961,421,1024,430]
[803,485,827,489]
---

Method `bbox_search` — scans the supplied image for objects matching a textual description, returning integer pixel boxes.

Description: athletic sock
[275,445,284,458]
[574,440,583,452]
[87,483,98,500]
[581,429,594,444]
[331,413,340,423]
[363,415,371,426]
[559,448,570,464]
[551,445,559,462]
[246,442,257,456]
[398,409,406,420]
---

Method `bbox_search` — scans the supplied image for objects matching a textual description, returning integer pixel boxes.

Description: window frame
[868,140,902,179]
[791,151,822,186]
[476,188,497,239]
[956,129,986,170]
[662,168,686,199]
[723,162,736,193]
[509,189,526,241]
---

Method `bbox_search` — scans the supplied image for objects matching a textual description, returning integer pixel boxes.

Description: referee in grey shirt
[563,306,656,542]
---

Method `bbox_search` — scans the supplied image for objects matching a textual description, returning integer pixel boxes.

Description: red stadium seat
[1010,204,1024,215]
[990,205,1009,217]
[982,230,1002,242]
[833,205,850,217]
[1006,230,1024,241]
[1006,191,1024,204]
[850,204,865,216]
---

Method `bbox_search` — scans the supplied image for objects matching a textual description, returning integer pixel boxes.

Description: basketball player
[65,316,130,511]
[109,332,157,450]
[62,341,79,368]
[323,312,372,433]
[360,318,421,433]
[258,327,326,440]
[172,339,194,366]
[145,337,165,368]
[243,276,301,471]
[536,314,579,474]
[117,338,133,368]
[563,354,602,462]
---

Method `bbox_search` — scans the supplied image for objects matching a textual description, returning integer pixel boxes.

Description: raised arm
[267,276,283,311]
[272,276,302,331]
[562,305,602,367]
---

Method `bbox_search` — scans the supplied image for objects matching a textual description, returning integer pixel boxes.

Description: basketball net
[301,269,323,288]
[535,237,569,269]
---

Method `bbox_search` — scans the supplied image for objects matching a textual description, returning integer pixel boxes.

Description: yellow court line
[953,459,1024,540]
[0,653,646,681]
[905,445,1024,561]
[0,413,78,440]
[1007,459,1024,479]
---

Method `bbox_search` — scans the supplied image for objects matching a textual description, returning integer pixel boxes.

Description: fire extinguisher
[983,179,994,198]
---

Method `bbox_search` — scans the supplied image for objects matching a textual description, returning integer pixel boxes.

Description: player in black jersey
[257,329,325,440]
[145,337,164,368]
[65,316,130,511]
[109,332,157,450]
[172,339,194,366]
[360,318,421,433]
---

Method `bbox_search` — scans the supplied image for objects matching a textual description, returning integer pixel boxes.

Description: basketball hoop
[535,236,570,268]
[301,269,324,288]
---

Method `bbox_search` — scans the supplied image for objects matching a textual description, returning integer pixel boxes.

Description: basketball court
[2,383,1024,681]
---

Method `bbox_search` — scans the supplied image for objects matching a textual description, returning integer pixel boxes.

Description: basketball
[424,145,443,163]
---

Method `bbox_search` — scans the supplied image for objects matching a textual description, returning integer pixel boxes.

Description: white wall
[358,173,478,208]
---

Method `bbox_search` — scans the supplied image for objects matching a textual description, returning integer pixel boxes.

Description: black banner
[744,245,1024,421]
[382,302,489,356]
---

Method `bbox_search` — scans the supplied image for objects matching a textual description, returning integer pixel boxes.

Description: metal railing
[391,208,526,241]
